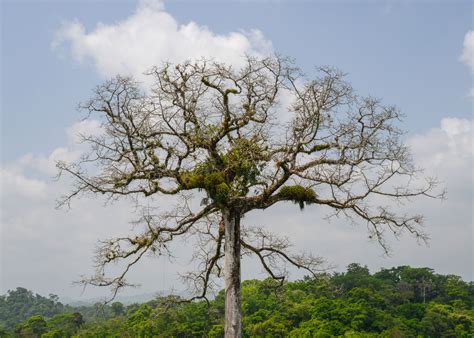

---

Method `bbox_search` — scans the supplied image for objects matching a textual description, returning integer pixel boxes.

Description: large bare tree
[58,56,442,337]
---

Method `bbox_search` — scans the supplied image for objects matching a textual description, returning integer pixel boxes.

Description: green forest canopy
[1,264,472,337]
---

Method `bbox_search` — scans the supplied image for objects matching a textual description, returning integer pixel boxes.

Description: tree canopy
[2,265,472,337]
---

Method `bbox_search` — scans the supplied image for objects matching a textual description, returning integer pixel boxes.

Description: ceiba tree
[58,56,441,337]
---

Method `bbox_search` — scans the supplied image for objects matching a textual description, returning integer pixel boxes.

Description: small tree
[58,56,441,337]
[111,302,125,317]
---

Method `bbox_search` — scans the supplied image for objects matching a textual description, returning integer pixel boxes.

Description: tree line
[1,264,472,337]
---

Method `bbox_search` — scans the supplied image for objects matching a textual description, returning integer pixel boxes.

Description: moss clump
[215,183,230,204]
[179,139,264,204]
[180,170,230,204]
[204,172,228,203]
[279,185,317,210]
[180,172,205,190]
[221,138,262,193]
[180,171,225,193]
[204,172,225,189]
[130,236,152,247]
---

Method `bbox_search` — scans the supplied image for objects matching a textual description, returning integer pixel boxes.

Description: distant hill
[60,292,159,307]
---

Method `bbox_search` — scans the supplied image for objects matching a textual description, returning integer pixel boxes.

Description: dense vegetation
[1,264,472,337]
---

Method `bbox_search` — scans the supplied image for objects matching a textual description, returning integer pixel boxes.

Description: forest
[1,264,472,337]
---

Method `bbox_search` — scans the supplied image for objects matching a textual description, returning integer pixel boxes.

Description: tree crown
[58,55,442,300]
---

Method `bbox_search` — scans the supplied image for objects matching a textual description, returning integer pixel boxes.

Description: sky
[1,0,473,301]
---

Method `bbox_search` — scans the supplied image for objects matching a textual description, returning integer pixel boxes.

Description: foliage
[110,302,125,317]
[1,264,472,337]
[0,288,64,331]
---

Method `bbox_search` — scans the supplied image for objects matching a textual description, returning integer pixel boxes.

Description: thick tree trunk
[223,208,242,338]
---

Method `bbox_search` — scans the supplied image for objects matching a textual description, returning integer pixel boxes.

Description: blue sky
[1,0,472,299]
[2,0,471,160]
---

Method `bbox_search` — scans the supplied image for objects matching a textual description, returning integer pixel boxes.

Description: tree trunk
[223,208,242,338]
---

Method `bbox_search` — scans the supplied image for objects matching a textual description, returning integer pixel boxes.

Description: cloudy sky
[1,0,472,301]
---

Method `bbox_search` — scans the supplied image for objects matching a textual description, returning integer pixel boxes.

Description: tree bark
[223,208,242,338]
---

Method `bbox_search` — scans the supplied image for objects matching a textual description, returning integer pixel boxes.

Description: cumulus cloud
[67,119,103,145]
[53,0,273,81]
[0,169,47,199]
[408,118,473,210]
[406,118,473,276]
[409,117,473,165]
[1,119,101,180]
[461,31,474,72]
[460,31,474,97]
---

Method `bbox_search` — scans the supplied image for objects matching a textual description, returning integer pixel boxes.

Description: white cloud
[407,117,473,217]
[53,0,273,81]
[460,30,474,73]
[3,119,101,178]
[468,87,474,98]
[0,168,47,199]
[460,31,474,97]
[13,148,81,177]
[409,117,474,166]
[67,119,103,144]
